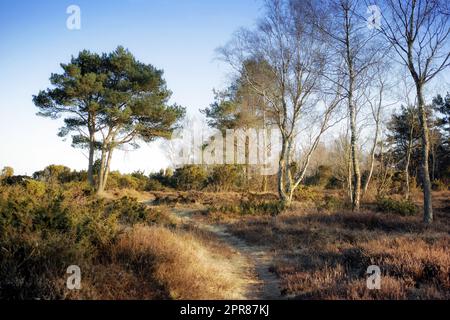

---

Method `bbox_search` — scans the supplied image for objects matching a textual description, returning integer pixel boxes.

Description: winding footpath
[171,207,284,300]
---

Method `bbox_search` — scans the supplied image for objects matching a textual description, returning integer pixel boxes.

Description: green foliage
[107,171,145,191]
[376,197,418,216]
[33,46,185,192]
[106,196,147,225]
[239,198,285,216]
[0,181,164,299]
[293,186,321,202]
[145,178,166,191]
[315,195,345,212]
[32,165,86,184]
[1,166,14,179]
[207,165,244,191]
[171,165,207,190]
[432,179,448,191]
[209,195,285,217]
[305,165,333,188]
[149,169,173,189]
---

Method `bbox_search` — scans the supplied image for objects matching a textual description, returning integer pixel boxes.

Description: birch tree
[313,0,383,210]
[377,0,450,223]
[219,0,342,205]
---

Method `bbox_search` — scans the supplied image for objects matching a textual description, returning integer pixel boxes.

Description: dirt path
[171,207,283,300]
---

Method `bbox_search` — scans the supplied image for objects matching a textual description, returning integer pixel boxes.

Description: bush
[106,196,170,226]
[376,197,418,216]
[145,178,166,191]
[432,179,448,191]
[149,169,173,188]
[293,186,322,202]
[209,194,285,217]
[106,171,149,191]
[239,199,285,216]
[206,165,244,191]
[305,165,333,188]
[316,195,345,212]
[32,165,85,184]
[0,182,165,299]
[1,166,14,179]
[171,165,207,190]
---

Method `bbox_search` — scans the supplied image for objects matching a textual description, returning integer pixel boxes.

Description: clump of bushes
[304,165,334,188]
[316,195,345,212]
[432,179,448,191]
[145,178,166,191]
[0,181,166,299]
[171,165,208,190]
[106,170,149,191]
[206,165,244,191]
[209,194,285,217]
[293,186,322,202]
[376,197,418,216]
[33,165,86,184]
[239,198,285,216]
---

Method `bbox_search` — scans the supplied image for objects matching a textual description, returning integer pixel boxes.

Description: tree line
[32,0,449,224]
[202,0,449,224]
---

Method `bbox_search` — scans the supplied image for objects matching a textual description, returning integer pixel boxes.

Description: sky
[0,0,263,175]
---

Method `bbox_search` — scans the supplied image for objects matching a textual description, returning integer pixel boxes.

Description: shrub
[107,196,166,225]
[316,195,345,212]
[432,179,448,191]
[1,166,14,179]
[293,186,322,202]
[376,197,418,216]
[240,199,285,216]
[145,178,166,191]
[305,165,333,188]
[209,195,285,217]
[206,165,243,191]
[106,171,149,191]
[171,165,207,190]
[149,169,173,188]
[32,165,83,184]
[0,182,168,299]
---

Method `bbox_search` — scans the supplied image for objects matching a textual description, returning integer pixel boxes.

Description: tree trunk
[101,149,114,192]
[405,126,413,200]
[416,84,433,224]
[261,176,268,192]
[347,155,353,203]
[87,134,95,187]
[349,93,361,211]
[96,148,107,195]
[278,136,289,205]
[344,6,360,211]
[87,114,96,187]
[362,118,379,198]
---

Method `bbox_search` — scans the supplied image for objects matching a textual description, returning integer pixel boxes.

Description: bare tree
[377,0,450,223]
[219,0,342,205]
[362,77,384,197]
[362,64,397,198]
[312,0,383,210]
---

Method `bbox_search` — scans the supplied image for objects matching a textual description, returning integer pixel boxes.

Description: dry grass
[63,263,168,300]
[102,188,156,202]
[63,224,249,300]
[217,191,450,300]
[151,190,261,206]
[110,225,248,300]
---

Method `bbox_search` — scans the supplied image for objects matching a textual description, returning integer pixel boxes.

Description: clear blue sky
[0,0,263,175]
